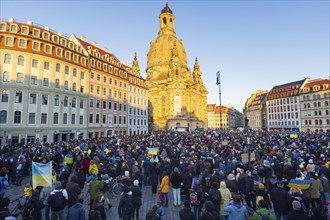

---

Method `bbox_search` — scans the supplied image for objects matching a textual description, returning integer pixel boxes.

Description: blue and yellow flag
[290,131,298,139]
[148,148,158,155]
[32,161,52,189]
[287,179,311,190]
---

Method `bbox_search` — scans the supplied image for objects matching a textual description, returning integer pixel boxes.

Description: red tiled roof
[303,79,330,89]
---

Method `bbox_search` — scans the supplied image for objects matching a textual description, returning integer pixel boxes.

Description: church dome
[161,2,173,14]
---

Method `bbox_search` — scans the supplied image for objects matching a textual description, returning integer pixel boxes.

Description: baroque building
[300,78,330,131]
[0,18,148,145]
[244,90,268,129]
[207,104,243,129]
[146,2,208,131]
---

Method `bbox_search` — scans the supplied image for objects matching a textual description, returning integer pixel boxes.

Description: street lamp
[216,70,222,130]
[245,131,252,171]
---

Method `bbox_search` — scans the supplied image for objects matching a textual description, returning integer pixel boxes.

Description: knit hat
[54,181,62,189]
[184,200,190,208]
[125,171,130,177]
[174,167,179,173]
[258,200,267,208]
[292,200,301,210]
[308,159,313,164]
[133,180,139,186]
[258,183,265,189]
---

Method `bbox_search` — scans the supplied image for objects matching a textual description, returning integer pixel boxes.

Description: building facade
[207,104,243,129]
[300,78,330,131]
[146,3,208,131]
[0,19,90,145]
[0,18,148,145]
[266,79,308,130]
[244,90,268,129]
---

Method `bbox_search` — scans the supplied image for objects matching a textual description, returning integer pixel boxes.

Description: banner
[148,148,158,155]
[241,152,256,162]
[32,161,52,189]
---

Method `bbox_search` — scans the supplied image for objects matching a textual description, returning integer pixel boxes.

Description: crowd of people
[0,129,329,220]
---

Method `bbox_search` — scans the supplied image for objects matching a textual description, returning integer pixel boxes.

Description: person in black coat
[150,162,159,194]
[26,190,44,220]
[179,200,195,220]
[170,167,183,207]
[200,201,220,220]
[131,180,142,220]
[287,200,310,220]
[118,188,134,220]
[270,182,292,219]
[0,197,12,219]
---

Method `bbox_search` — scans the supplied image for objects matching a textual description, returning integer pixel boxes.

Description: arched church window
[162,17,166,27]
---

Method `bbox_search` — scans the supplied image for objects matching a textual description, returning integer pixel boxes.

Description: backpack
[256,210,270,220]
[209,189,221,204]
[190,190,200,206]
[49,190,66,211]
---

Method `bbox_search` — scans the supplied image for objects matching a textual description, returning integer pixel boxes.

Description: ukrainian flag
[32,161,52,189]
[287,179,311,190]
[290,131,298,139]
[148,148,158,155]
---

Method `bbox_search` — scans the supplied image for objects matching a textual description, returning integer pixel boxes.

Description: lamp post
[245,131,252,171]
[216,70,222,130]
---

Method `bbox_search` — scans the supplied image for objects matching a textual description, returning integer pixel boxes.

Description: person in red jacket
[81,153,90,176]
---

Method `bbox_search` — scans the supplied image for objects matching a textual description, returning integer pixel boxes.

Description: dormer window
[33,29,40,37]
[61,39,67,46]
[43,32,49,40]
[52,35,59,43]
[0,23,6,31]
[21,26,28,34]
[10,25,17,32]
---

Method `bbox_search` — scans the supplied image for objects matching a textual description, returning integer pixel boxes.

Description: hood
[72,203,83,208]
[233,202,243,209]
[220,181,227,189]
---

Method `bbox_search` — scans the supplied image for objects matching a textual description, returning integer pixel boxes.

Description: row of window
[304,119,330,125]
[268,97,297,106]
[269,121,299,126]
[89,99,126,111]
[268,104,298,113]
[3,37,87,65]
[302,93,329,101]
[268,112,299,120]
[0,111,83,125]
[302,101,329,109]
[90,85,126,99]
[129,108,147,116]
[89,114,126,125]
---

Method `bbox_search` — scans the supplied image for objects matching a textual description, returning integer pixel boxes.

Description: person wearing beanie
[270,181,292,219]
[287,200,310,220]
[26,189,44,220]
[118,187,134,220]
[256,182,272,209]
[252,200,275,220]
[310,172,323,207]
[132,179,142,220]
[200,201,220,220]
[226,173,238,194]
[224,194,247,220]
[179,200,194,220]
[306,159,316,173]
[170,167,183,207]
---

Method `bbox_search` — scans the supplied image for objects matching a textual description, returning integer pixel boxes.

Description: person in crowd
[88,174,103,211]
[171,167,183,207]
[146,205,160,220]
[190,180,204,220]
[200,201,220,220]
[208,182,221,213]
[287,200,310,220]
[25,189,44,220]
[309,172,323,207]
[143,157,152,186]
[131,180,142,220]
[91,194,107,220]
[48,181,68,220]
[67,198,85,220]
[14,156,26,186]
[118,187,134,220]
[81,153,90,176]
[24,183,33,201]
[223,194,247,220]
[219,181,232,220]
[252,200,275,220]
[65,175,81,208]
[150,162,159,194]
[40,186,51,220]
[0,197,13,219]
[89,160,99,175]
[179,200,195,220]
[270,181,291,220]
[255,183,272,209]
[159,171,170,207]
[225,173,238,194]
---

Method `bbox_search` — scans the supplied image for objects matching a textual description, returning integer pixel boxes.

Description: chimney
[79,35,86,42]
[26,20,32,26]
[44,26,49,31]
[9,18,14,23]
[57,32,62,37]
[92,41,98,47]
[103,47,108,52]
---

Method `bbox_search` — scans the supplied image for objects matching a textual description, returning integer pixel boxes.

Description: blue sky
[1,0,329,111]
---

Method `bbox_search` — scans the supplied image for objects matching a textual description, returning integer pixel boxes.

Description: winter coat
[81,157,90,173]
[66,181,81,206]
[219,181,232,216]
[160,175,170,193]
[270,187,291,214]
[89,163,99,175]
[27,194,44,220]
[310,177,323,199]
[252,208,275,220]
[89,179,103,200]
[39,187,51,206]
[171,172,183,189]
[226,179,238,194]
[150,164,159,186]
[118,195,134,219]
[179,207,195,220]
[223,202,247,220]
[200,210,219,220]
[67,203,85,220]
[131,186,142,207]
[287,210,310,220]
